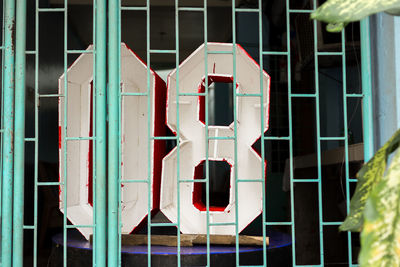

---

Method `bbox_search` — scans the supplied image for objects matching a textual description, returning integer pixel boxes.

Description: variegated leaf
[310,0,400,32]
[340,129,400,232]
[359,147,400,266]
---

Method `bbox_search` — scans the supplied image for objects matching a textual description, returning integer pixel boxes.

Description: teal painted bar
[37,7,65,12]
[360,18,374,160]
[175,0,182,265]
[312,2,325,263]
[149,49,176,54]
[33,1,39,265]
[203,7,211,267]
[62,1,69,265]
[235,8,260,12]
[120,6,147,11]
[13,0,27,265]
[108,0,121,265]
[231,2,241,266]
[146,0,153,265]
[94,0,107,265]
[285,0,297,263]
[178,7,204,12]
[1,0,16,265]
[341,29,354,265]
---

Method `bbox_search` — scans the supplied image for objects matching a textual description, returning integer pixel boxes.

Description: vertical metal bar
[203,1,210,266]
[231,1,240,266]
[313,0,325,263]
[12,0,27,265]
[340,29,353,266]
[0,0,6,223]
[1,0,15,265]
[257,1,268,266]
[63,0,68,264]
[146,0,152,266]
[92,0,97,263]
[108,0,121,264]
[286,2,297,265]
[33,1,39,265]
[94,0,107,264]
[117,2,122,266]
[360,18,374,161]
[174,1,182,266]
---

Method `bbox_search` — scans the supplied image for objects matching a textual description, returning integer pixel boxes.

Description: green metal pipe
[360,18,374,160]
[94,0,107,265]
[1,0,15,265]
[108,0,120,264]
[12,0,27,265]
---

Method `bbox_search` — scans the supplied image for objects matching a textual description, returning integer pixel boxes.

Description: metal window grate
[0,0,374,266]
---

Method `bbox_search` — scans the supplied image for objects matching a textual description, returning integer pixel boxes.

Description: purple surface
[52,230,291,255]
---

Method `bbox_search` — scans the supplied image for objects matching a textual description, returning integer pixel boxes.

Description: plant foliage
[310,0,400,32]
[340,129,400,266]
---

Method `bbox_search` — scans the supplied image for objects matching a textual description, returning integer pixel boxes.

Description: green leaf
[310,0,400,32]
[340,129,400,232]
[359,148,400,266]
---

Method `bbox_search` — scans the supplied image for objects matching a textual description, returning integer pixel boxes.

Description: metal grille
[0,0,374,266]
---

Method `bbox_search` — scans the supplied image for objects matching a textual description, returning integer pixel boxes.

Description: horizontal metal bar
[149,49,176,54]
[263,136,290,140]
[349,179,358,182]
[262,51,289,56]
[24,138,36,142]
[179,179,207,183]
[293,179,319,182]
[150,223,178,227]
[346,93,363,98]
[178,7,204,12]
[235,8,260,12]
[265,222,292,226]
[39,94,64,98]
[66,49,94,54]
[208,136,235,140]
[319,136,346,141]
[179,92,206,96]
[151,136,178,140]
[65,137,95,141]
[322,222,342,226]
[37,182,63,186]
[121,92,148,96]
[0,129,4,133]
[317,51,344,56]
[23,225,35,230]
[291,93,317,98]
[209,222,236,226]
[37,8,65,12]
[25,50,36,55]
[120,179,149,184]
[207,50,233,55]
[237,179,264,183]
[66,224,94,229]
[288,9,313,13]
[237,93,262,97]
[120,6,147,11]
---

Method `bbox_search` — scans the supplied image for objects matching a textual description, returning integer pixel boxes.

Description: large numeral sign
[160,43,270,235]
[59,43,269,239]
[59,43,166,239]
